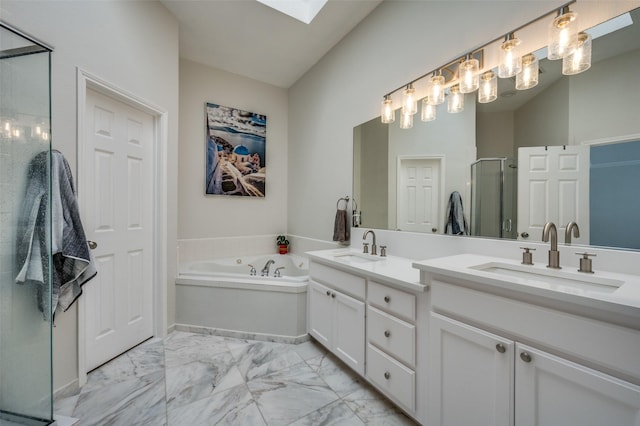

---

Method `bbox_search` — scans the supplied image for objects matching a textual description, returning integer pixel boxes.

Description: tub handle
[274,266,285,278]
[248,264,256,276]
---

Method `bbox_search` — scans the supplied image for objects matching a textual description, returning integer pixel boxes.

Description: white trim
[76,68,168,385]
[579,133,640,146]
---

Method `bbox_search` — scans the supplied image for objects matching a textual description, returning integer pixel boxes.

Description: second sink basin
[470,262,624,294]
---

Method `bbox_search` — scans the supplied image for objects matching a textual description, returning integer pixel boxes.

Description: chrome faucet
[542,222,561,269]
[261,259,275,276]
[363,230,377,256]
[565,221,580,245]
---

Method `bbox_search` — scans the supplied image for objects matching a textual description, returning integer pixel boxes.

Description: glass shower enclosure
[470,158,516,240]
[0,21,53,425]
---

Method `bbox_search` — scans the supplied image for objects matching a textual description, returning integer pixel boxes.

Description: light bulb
[516,53,539,90]
[459,56,479,93]
[402,84,417,115]
[447,85,464,113]
[499,33,522,78]
[548,6,578,60]
[381,95,395,124]
[421,98,436,122]
[478,71,497,103]
[563,32,591,75]
[400,111,413,129]
[428,73,445,105]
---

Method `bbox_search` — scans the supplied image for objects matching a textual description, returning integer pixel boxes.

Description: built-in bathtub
[175,254,309,343]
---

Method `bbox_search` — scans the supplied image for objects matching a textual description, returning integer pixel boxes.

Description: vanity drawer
[366,343,416,412]
[367,306,415,367]
[310,261,365,299]
[368,280,415,321]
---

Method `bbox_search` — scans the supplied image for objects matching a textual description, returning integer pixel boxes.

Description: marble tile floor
[54,331,418,426]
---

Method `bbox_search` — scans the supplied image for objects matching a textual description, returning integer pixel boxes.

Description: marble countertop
[306,248,425,293]
[414,253,640,323]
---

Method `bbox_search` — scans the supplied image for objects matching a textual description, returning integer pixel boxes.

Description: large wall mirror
[353,6,640,251]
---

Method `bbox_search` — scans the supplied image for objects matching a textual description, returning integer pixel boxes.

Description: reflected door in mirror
[397,157,441,233]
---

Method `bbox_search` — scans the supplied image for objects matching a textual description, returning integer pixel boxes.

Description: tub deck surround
[413,253,640,329]
[306,249,424,293]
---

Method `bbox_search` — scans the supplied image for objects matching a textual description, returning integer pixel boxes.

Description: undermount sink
[470,262,624,294]
[333,252,384,263]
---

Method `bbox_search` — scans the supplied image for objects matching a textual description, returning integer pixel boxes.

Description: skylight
[256,0,328,24]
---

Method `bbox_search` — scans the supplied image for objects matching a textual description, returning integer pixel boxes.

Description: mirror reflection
[353,7,640,250]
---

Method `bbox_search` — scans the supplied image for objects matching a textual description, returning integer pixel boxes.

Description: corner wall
[178,59,288,240]
[1,1,179,392]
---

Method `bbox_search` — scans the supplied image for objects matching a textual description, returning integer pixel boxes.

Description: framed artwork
[205,102,266,196]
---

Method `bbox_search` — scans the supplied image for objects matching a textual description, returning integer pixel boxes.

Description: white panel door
[517,146,589,243]
[515,343,640,426]
[83,89,154,371]
[397,158,441,233]
[429,313,514,426]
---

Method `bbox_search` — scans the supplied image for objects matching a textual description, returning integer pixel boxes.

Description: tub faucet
[565,221,580,245]
[363,230,377,256]
[261,259,275,276]
[542,222,561,269]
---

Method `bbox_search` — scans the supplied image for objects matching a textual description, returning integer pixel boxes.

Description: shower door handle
[88,240,98,250]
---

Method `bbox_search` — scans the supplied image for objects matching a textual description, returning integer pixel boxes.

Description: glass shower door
[0,21,53,425]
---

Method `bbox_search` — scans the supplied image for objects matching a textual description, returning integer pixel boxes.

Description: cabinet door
[429,313,514,426]
[515,343,640,426]
[308,280,333,348]
[333,291,365,375]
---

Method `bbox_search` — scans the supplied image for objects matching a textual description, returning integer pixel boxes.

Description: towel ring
[337,196,349,210]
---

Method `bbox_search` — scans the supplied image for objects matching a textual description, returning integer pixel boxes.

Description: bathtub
[175,254,309,343]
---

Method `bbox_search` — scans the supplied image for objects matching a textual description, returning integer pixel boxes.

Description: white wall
[179,59,288,239]
[1,1,179,392]
[288,0,565,242]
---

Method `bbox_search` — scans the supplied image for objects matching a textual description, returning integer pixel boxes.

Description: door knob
[520,232,529,239]
[88,240,98,250]
[432,227,438,233]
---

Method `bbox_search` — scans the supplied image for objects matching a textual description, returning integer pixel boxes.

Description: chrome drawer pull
[384,330,391,338]
[384,372,390,380]
[496,343,506,353]
[384,296,391,303]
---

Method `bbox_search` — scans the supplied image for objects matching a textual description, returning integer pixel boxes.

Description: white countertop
[414,253,640,323]
[306,248,424,293]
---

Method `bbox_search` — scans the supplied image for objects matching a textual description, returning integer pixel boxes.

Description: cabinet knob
[384,296,391,303]
[520,352,532,363]
[384,330,391,338]
[326,290,331,296]
[331,292,336,298]
[384,372,390,380]
[496,343,506,353]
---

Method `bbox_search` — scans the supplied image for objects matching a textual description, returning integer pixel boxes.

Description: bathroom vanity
[307,249,428,422]
[306,248,640,425]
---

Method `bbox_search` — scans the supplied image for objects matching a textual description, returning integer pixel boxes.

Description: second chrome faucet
[363,229,377,256]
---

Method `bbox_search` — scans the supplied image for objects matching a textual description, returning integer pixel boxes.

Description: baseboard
[54,379,80,400]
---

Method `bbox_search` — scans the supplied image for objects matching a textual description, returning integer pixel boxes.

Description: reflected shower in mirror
[353,7,640,250]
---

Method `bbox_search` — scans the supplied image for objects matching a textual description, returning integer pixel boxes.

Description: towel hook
[337,196,350,210]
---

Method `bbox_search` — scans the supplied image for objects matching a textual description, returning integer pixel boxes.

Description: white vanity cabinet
[306,256,428,424]
[308,262,365,375]
[428,279,640,426]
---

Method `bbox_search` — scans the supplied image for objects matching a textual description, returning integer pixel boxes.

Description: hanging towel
[444,191,469,236]
[16,150,97,319]
[333,208,350,242]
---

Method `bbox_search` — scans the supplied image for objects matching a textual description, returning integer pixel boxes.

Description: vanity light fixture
[428,71,446,106]
[459,54,479,93]
[563,31,591,75]
[478,70,497,103]
[421,97,436,122]
[447,85,464,113]
[381,95,395,123]
[402,83,417,115]
[399,111,413,129]
[498,32,522,78]
[548,5,578,60]
[516,53,539,90]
